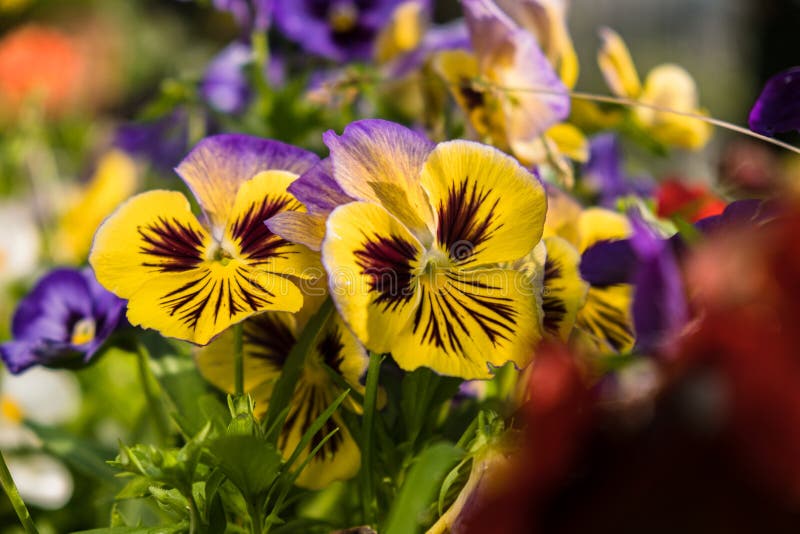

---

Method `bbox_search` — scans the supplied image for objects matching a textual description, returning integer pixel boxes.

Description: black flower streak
[436,177,501,265]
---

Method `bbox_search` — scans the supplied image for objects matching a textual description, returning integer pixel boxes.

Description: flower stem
[360,351,383,527]
[234,322,245,397]
[136,341,171,442]
[0,449,39,534]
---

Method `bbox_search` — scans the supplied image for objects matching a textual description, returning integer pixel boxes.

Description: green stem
[248,500,263,534]
[136,341,170,442]
[234,322,245,397]
[0,450,39,534]
[360,351,383,527]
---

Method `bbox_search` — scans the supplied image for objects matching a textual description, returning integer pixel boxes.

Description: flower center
[70,317,96,346]
[206,238,238,266]
[0,395,23,424]
[328,2,359,33]
[420,248,452,290]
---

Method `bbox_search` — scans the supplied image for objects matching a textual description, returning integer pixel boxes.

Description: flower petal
[749,66,800,136]
[597,27,641,99]
[287,159,352,214]
[266,211,329,252]
[576,207,631,252]
[323,201,424,354]
[225,170,321,279]
[323,119,435,241]
[575,284,635,353]
[420,140,547,267]
[392,268,541,379]
[541,237,588,341]
[176,134,319,235]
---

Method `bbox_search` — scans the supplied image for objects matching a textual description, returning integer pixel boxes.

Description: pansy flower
[320,119,546,379]
[273,0,408,62]
[90,134,320,345]
[748,66,800,136]
[0,268,125,374]
[538,187,636,353]
[433,0,578,168]
[196,292,367,489]
[598,27,712,150]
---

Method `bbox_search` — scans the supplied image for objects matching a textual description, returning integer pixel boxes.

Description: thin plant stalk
[234,322,245,397]
[0,449,39,534]
[135,341,171,441]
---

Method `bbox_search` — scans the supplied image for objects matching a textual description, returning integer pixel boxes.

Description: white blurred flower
[0,368,80,509]
[0,201,40,286]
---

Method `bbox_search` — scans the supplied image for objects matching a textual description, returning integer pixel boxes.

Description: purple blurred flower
[583,133,653,208]
[214,0,273,33]
[629,215,687,356]
[0,268,125,374]
[749,66,800,136]
[273,0,406,61]
[115,109,190,173]
[201,42,253,114]
[388,20,470,77]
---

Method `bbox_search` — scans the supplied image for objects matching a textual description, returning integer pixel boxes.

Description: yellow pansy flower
[89,135,321,345]
[196,292,367,489]
[320,120,546,379]
[598,27,712,150]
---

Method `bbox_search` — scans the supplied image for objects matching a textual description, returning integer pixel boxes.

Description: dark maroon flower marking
[244,313,295,368]
[412,273,518,357]
[139,217,205,272]
[436,177,501,266]
[542,254,567,337]
[230,195,302,265]
[354,233,418,312]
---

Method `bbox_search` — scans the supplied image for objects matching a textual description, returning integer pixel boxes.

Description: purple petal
[579,239,637,287]
[11,269,92,342]
[201,42,253,115]
[176,134,319,231]
[583,134,653,207]
[0,341,41,374]
[82,268,126,357]
[287,158,353,214]
[462,0,518,66]
[749,66,800,136]
[630,216,687,356]
[114,109,189,172]
[388,20,470,77]
[274,0,403,61]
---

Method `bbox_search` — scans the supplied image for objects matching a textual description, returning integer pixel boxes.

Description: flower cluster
[2,0,800,532]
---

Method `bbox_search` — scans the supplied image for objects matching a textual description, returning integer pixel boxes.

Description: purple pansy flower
[749,66,800,136]
[115,109,190,173]
[273,0,406,61]
[582,133,653,208]
[0,268,125,374]
[201,42,254,115]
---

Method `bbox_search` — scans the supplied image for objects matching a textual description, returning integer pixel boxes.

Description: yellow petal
[432,49,500,141]
[575,284,635,353]
[543,185,583,246]
[634,64,712,150]
[546,123,589,162]
[225,170,321,280]
[55,150,138,263]
[323,201,424,355]
[576,207,631,252]
[374,0,426,64]
[391,267,542,379]
[420,140,547,267]
[90,190,212,299]
[541,236,588,341]
[597,27,642,99]
[266,211,328,252]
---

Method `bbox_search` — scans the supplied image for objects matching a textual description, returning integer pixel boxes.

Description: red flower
[656,178,726,222]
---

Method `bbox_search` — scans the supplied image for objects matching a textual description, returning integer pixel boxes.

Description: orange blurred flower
[656,178,726,222]
[0,25,86,118]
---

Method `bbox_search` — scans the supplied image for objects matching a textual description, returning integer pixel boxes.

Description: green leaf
[207,435,283,500]
[74,525,186,534]
[359,352,383,525]
[384,443,464,534]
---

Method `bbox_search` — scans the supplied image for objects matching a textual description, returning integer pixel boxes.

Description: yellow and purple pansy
[196,291,367,490]
[90,134,320,345]
[317,119,546,379]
